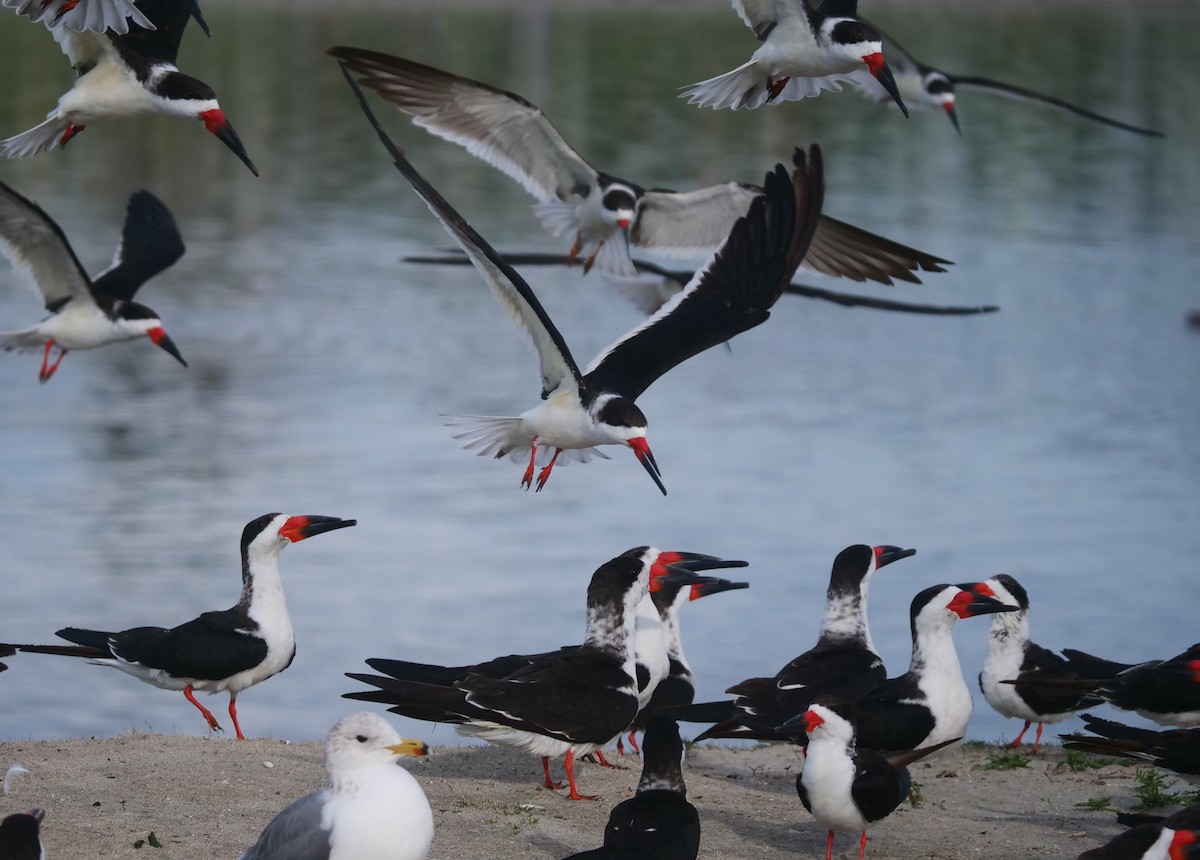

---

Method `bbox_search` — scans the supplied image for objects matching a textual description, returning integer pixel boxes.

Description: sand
[0,732,1179,859]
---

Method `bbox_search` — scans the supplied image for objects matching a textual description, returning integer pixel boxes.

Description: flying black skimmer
[970,575,1102,753]
[674,544,915,741]
[238,712,432,860]
[563,716,701,860]
[0,182,188,382]
[339,63,824,496]
[623,577,750,754]
[848,18,1163,137]
[0,808,44,860]
[1018,644,1200,729]
[331,47,940,281]
[1,0,255,173]
[794,698,959,860]
[832,583,1017,752]
[1,513,356,739]
[3,0,151,33]
[345,547,733,800]
[680,0,908,113]
[1062,715,1200,784]
[405,252,999,317]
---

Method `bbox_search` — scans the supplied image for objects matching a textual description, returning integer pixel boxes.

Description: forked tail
[679,59,771,111]
[1,114,73,159]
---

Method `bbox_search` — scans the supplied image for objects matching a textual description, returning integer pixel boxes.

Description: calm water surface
[0,2,1196,745]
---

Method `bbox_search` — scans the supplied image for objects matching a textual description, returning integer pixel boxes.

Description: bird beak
[278,515,358,543]
[863,52,909,118]
[947,587,1018,619]
[689,579,750,601]
[386,738,429,757]
[944,102,961,135]
[147,327,187,367]
[628,437,666,495]
[649,563,723,594]
[874,545,916,568]
[652,552,749,574]
[198,109,260,176]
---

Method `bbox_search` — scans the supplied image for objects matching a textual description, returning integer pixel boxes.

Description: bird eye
[356,735,368,743]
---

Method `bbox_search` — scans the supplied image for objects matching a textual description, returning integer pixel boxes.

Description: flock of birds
[0,0,1186,859]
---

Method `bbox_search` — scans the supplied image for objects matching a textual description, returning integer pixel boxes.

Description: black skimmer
[1,0,255,173]
[835,583,1017,752]
[339,63,824,497]
[563,717,701,860]
[1019,644,1200,729]
[345,547,732,800]
[971,575,1102,753]
[794,698,959,860]
[238,712,432,860]
[680,0,908,113]
[676,544,915,741]
[624,577,750,754]
[849,18,1163,137]
[0,182,188,382]
[0,808,44,860]
[1062,715,1200,783]
[1079,813,1200,860]
[1,513,356,739]
[3,0,151,33]
[405,252,999,317]
[331,47,941,281]
[0,644,14,672]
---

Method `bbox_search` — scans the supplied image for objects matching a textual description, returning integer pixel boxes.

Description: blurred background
[0,0,1196,746]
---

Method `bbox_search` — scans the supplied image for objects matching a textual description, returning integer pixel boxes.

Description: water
[0,2,1196,746]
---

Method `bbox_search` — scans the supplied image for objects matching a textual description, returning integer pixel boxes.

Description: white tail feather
[2,114,71,159]
[443,415,610,465]
[679,59,771,111]
[0,328,46,353]
[532,199,580,240]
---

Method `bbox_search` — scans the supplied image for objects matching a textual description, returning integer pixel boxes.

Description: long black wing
[111,0,205,65]
[108,614,269,681]
[949,74,1164,138]
[90,191,185,302]
[583,147,823,403]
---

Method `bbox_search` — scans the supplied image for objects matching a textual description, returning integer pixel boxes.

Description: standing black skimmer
[345,547,732,800]
[563,717,701,860]
[339,63,823,497]
[849,18,1163,137]
[3,0,151,33]
[794,699,958,860]
[404,253,997,317]
[0,182,188,382]
[624,577,750,754]
[798,583,1016,753]
[1019,644,1200,729]
[680,0,908,113]
[1,513,356,739]
[331,47,941,281]
[1,0,256,173]
[1062,715,1200,783]
[238,712,432,860]
[676,544,915,741]
[0,808,44,860]
[971,575,1102,753]
[1079,809,1200,860]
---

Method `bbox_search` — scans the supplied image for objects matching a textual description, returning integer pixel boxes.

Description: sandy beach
[0,732,1179,859]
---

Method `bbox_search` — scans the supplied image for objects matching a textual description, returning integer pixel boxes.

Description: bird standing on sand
[239,712,433,860]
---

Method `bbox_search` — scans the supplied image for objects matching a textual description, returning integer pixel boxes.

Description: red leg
[858,830,869,860]
[563,750,596,801]
[521,437,539,489]
[567,234,583,266]
[591,750,615,769]
[58,124,85,147]
[1031,722,1045,755]
[52,0,81,21]
[540,756,564,790]
[825,830,835,860]
[582,242,605,274]
[615,736,624,756]
[766,76,791,101]
[38,341,67,383]
[183,685,222,733]
[534,448,562,492]
[627,731,641,755]
[228,694,246,740]
[1008,720,1031,748]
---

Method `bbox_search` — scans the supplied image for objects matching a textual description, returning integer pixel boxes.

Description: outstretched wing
[2,0,153,33]
[339,62,584,399]
[91,191,185,301]
[330,46,599,204]
[583,147,824,402]
[0,181,93,311]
